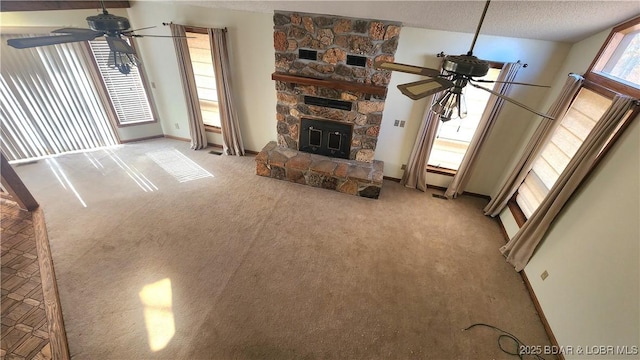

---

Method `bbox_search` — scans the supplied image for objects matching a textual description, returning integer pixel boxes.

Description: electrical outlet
[151,82,156,89]
[541,270,549,281]
[400,120,406,128]
[401,164,406,170]
[394,120,400,127]
[174,123,180,129]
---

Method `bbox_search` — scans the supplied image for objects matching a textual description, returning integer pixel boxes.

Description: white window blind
[0,35,118,161]
[516,88,612,217]
[186,31,220,128]
[88,38,154,125]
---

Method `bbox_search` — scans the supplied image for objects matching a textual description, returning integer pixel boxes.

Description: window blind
[185,31,220,128]
[88,38,154,125]
[0,35,117,161]
[516,88,612,217]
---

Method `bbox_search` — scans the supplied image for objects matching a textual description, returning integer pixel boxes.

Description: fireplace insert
[299,118,352,159]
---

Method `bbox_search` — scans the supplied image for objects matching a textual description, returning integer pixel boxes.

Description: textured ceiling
[174,0,640,43]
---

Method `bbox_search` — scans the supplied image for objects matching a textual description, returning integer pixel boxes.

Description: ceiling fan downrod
[467,0,491,56]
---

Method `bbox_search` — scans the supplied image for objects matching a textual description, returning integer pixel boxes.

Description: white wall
[125,2,276,151]
[500,27,639,358]
[378,26,571,191]
[0,9,164,142]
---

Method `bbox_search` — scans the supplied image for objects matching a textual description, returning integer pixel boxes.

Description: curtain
[209,28,244,156]
[0,35,118,161]
[170,24,208,150]
[444,62,521,199]
[501,95,636,271]
[483,74,584,216]
[400,96,439,191]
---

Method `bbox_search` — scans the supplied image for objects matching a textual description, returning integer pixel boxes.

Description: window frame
[508,15,640,226]
[584,16,640,101]
[84,37,159,128]
[184,26,222,134]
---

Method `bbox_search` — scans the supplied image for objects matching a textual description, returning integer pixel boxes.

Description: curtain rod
[162,22,227,32]
[569,72,640,106]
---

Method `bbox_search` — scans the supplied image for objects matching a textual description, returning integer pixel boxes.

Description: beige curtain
[445,62,521,199]
[170,24,208,150]
[483,74,584,216]
[400,96,439,191]
[209,28,244,156]
[501,95,636,271]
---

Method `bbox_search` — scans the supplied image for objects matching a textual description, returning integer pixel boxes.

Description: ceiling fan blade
[7,33,101,49]
[469,82,554,120]
[124,34,191,38]
[121,26,157,34]
[374,61,441,77]
[106,37,135,54]
[473,79,550,88]
[397,78,454,100]
[51,28,103,36]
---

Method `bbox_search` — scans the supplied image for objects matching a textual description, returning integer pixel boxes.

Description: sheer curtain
[483,74,584,216]
[444,62,521,198]
[501,95,636,271]
[170,24,208,150]
[0,35,118,161]
[209,28,244,156]
[400,96,439,191]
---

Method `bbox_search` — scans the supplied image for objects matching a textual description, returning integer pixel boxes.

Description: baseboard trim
[33,207,70,360]
[162,135,258,154]
[119,135,164,143]
[426,184,491,200]
[495,216,564,360]
[383,176,401,183]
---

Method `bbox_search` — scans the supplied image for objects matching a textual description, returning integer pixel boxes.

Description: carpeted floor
[13,138,552,359]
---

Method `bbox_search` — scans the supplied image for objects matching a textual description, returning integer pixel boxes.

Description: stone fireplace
[256,11,402,199]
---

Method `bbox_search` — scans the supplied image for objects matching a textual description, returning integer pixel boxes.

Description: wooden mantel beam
[272,72,388,97]
[0,1,130,12]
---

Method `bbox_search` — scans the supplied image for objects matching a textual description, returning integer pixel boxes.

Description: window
[1,36,118,161]
[585,16,640,99]
[185,28,220,129]
[88,38,156,126]
[512,15,639,221]
[427,66,501,170]
[516,88,612,217]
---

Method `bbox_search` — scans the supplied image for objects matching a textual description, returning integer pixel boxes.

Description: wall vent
[298,49,318,60]
[304,96,352,111]
[346,55,367,67]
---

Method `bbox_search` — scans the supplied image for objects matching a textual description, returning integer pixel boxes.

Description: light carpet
[14,138,552,359]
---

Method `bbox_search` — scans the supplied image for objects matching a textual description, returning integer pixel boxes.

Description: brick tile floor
[1,199,51,360]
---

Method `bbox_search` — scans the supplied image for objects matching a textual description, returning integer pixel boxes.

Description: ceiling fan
[374,0,553,121]
[6,0,178,74]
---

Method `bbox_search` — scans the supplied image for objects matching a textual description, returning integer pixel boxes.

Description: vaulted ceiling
[1,1,638,43]
[180,0,640,43]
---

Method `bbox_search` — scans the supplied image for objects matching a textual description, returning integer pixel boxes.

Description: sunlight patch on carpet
[46,158,87,207]
[146,149,213,183]
[139,278,175,352]
[105,149,158,192]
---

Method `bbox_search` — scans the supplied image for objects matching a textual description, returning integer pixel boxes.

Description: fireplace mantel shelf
[272,72,387,97]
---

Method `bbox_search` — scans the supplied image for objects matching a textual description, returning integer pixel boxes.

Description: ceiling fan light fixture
[432,90,467,122]
[108,51,139,75]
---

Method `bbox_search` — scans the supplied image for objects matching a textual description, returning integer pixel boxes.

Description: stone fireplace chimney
[256,11,402,199]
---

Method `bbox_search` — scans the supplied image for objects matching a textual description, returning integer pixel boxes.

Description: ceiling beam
[1,1,130,12]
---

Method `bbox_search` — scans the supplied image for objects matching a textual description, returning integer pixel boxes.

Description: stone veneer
[256,141,384,199]
[258,11,402,198]
[273,11,402,162]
